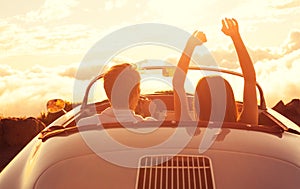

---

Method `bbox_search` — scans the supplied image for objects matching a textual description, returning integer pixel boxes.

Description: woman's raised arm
[173,31,207,121]
[221,18,258,124]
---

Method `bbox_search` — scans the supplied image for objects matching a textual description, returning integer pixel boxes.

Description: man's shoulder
[77,107,157,126]
[77,114,101,126]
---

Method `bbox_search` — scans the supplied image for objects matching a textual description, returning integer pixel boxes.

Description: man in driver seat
[78,63,156,126]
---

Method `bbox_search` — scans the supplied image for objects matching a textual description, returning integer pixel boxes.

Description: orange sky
[0,0,300,117]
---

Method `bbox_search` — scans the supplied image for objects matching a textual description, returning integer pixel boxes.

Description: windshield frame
[80,66,266,111]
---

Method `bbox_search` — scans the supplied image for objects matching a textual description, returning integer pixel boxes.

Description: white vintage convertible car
[0,63,299,189]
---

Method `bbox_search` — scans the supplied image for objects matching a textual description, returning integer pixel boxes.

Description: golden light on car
[46,99,66,113]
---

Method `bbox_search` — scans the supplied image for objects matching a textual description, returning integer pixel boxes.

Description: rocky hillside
[0,117,46,171]
[272,99,300,126]
[0,101,78,172]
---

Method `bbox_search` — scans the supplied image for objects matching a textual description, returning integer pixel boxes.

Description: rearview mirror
[162,66,176,77]
[47,99,66,113]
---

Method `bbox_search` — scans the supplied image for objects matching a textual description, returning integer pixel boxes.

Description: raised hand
[187,30,207,47]
[221,18,258,124]
[221,18,240,37]
[173,30,206,121]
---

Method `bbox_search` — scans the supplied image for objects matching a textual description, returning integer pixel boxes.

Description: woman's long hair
[194,76,237,122]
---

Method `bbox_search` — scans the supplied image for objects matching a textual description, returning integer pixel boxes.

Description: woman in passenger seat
[173,18,258,125]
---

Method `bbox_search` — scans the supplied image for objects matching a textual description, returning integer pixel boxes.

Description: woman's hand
[173,30,206,121]
[221,18,240,38]
[187,30,207,48]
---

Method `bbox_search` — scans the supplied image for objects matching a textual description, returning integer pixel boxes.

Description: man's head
[104,63,141,110]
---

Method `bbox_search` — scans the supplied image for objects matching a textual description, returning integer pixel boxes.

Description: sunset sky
[0,0,300,117]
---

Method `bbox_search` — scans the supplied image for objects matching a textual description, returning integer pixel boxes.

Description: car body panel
[1,124,299,189]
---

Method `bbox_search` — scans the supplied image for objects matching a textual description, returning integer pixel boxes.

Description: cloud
[58,63,106,80]
[0,62,115,117]
[147,0,246,25]
[281,30,300,54]
[104,0,127,11]
[0,64,77,117]
[248,48,282,63]
[210,45,239,69]
[0,22,99,57]
[255,49,300,107]
[210,29,300,66]
[273,0,300,9]
[14,0,79,23]
[209,45,282,69]
[0,22,20,56]
[0,1,104,60]
[0,64,17,76]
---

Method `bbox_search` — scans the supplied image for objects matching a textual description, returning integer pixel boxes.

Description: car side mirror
[47,99,66,113]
